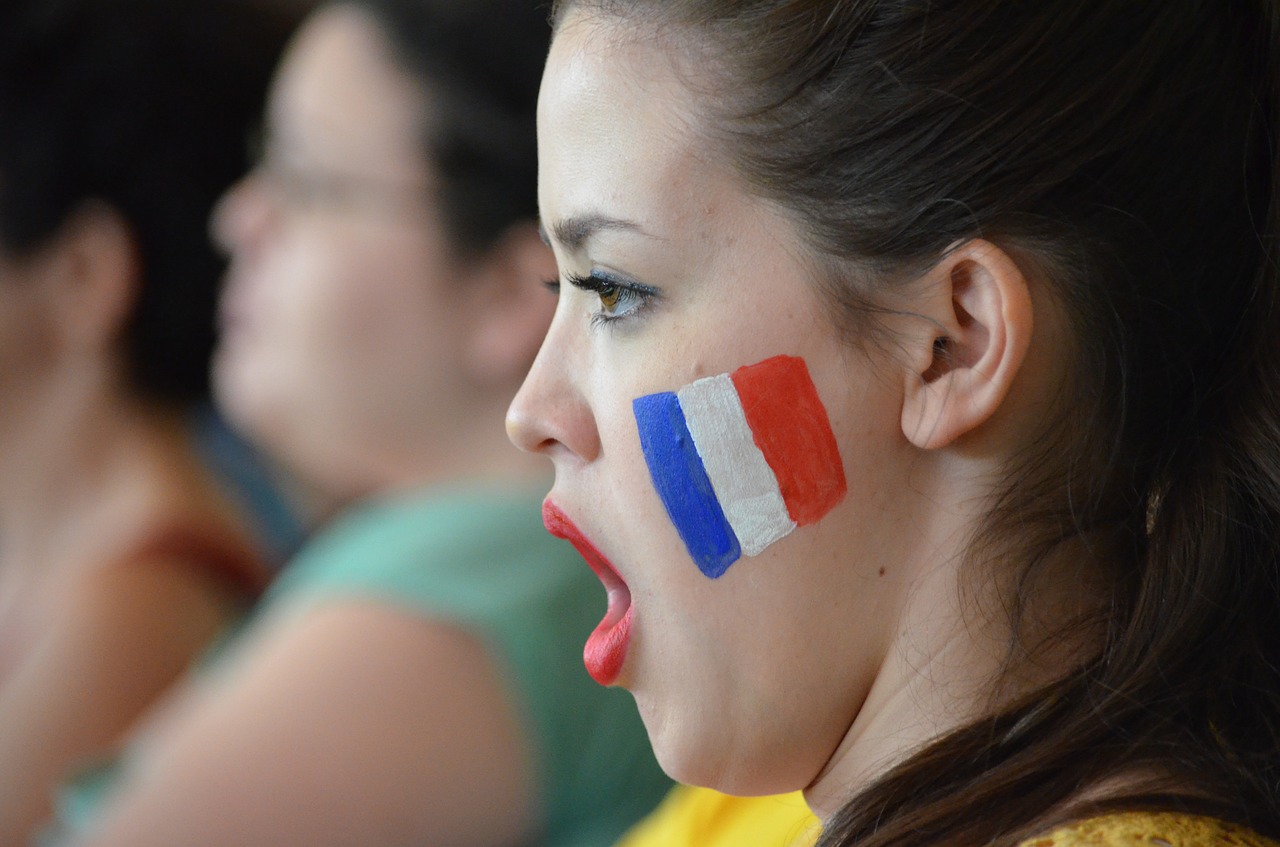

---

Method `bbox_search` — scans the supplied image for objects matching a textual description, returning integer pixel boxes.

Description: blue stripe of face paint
[634,391,742,578]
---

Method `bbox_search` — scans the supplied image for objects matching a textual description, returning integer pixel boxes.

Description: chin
[636,690,735,790]
[639,690,815,797]
[211,357,280,449]
[657,745,798,798]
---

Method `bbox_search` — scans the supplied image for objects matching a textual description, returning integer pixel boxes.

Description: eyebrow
[539,214,650,252]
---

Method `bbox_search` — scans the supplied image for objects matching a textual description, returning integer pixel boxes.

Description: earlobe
[900,239,1033,450]
[45,202,141,352]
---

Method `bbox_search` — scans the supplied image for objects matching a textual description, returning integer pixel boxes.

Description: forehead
[270,6,425,164]
[538,13,740,246]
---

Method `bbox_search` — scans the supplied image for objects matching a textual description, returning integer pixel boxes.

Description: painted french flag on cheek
[633,355,847,578]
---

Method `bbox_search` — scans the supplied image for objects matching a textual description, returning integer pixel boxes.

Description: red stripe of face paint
[730,355,847,526]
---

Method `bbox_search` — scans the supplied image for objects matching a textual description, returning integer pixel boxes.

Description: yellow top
[615,784,820,847]
[1020,811,1279,846]
[618,789,1276,847]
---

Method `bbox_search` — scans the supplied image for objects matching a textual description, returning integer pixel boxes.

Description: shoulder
[62,529,254,635]
[120,521,269,597]
[1021,812,1280,847]
[214,485,670,846]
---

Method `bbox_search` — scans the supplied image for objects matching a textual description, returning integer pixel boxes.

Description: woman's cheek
[631,354,847,579]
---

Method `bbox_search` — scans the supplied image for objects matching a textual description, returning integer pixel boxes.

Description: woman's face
[509,13,935,795]
[212,5,472,502]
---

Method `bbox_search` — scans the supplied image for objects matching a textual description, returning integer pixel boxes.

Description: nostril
[506,394,584,460]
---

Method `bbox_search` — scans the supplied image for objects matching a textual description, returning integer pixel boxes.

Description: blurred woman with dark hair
[0,1,298,841]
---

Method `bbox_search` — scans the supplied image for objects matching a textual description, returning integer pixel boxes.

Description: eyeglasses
[245,129,433,219]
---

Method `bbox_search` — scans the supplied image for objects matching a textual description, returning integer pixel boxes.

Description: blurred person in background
[0,0,299,842]
[47,1,670,845]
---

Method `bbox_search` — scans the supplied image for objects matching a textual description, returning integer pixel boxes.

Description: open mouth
[542,499,634,686]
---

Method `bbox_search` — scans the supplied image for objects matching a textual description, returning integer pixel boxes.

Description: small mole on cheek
[878,567,886,577]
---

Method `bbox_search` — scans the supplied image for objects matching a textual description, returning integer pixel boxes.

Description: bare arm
[74,600,540,847]
[0,561,242,847]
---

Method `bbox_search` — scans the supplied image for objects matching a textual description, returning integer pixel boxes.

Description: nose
[506,309,601,464]
[210,170,276,261]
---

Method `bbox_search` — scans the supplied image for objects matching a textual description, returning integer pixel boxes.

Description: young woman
[508,2,1280,845]
[49,2,669,845]
[0,1,294,841]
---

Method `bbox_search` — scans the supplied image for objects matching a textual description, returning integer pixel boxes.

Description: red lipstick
[543,500,633,686]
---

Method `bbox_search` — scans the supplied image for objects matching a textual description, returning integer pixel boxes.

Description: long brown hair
[548,2,1280,844]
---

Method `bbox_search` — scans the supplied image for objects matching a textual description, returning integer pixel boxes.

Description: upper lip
[542,499,630,594]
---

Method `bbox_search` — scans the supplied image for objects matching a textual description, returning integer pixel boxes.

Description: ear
[900,239,1033,450]
[459,222,558,386]
[40,201,141,352]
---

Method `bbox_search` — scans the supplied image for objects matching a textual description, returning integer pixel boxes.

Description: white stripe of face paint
[678,373,797,557]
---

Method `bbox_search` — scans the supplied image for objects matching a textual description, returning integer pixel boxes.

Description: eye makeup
[564,269,660,325]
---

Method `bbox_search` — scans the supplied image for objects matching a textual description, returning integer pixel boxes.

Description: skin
[72,7,558,846]
[0,205,256,843]
[508,11,1090,818]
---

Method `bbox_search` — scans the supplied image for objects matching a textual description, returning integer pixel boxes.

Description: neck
[0,360,189,568]
[804,466,1108,820]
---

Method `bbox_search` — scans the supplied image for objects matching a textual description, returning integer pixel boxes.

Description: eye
[565,270,659,326]
[597,281,623,311]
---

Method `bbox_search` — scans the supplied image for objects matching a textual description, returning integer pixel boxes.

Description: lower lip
[585,605,632,687]
[542,501,633,686]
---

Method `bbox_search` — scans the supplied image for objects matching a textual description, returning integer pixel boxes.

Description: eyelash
[544,270,660,327]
